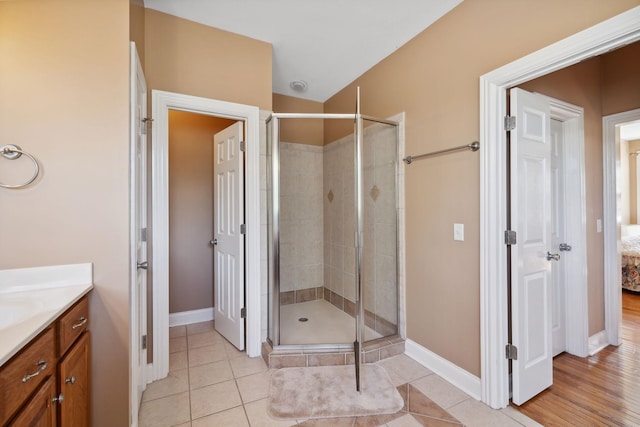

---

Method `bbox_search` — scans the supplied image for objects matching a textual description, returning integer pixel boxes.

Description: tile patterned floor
[138,321,540,427]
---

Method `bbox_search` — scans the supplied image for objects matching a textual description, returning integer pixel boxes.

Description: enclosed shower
[266,96,401,387]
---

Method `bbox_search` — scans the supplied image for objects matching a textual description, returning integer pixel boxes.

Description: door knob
[210,238,218,246]
[137,261,148,270]
[559,243,572,251]
[547,252,561,261]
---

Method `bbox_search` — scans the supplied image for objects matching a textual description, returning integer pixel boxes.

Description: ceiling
[143,0,463,102]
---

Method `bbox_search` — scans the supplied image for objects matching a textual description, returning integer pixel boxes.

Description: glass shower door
[360,118,399,341]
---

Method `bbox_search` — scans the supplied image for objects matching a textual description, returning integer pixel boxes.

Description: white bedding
[621,235,640,257]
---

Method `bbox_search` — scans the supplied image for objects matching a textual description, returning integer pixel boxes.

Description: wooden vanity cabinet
[57,331,90,426]
[8,376,57,427]
[0,295,90,427]
[0,327,56,426]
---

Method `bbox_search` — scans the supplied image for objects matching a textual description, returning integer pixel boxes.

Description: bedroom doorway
[603,108,640,347]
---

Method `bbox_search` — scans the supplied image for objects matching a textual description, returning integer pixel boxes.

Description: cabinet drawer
[59,297,89,356]
[0,327,55,425]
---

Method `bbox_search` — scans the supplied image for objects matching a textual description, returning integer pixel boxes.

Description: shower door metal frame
[267,111,400,390]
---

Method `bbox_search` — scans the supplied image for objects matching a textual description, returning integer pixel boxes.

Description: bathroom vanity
[0,264,93,426]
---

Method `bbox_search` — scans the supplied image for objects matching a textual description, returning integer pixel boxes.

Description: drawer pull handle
[52,393,64,405]
[72,317,88,330]
[22,359,47,383]
[65,375,76,384]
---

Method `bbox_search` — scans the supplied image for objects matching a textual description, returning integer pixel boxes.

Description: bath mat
[268,364,403,420]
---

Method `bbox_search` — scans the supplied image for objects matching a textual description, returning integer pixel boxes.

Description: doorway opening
[149,90,261,383]
[480,6,640,409]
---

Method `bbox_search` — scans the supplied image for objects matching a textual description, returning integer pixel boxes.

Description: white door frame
[603,108,640,348]
[149,90,261,382]
[480,6,640,409]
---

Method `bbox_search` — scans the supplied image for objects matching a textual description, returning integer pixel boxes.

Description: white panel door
[550,119,566,357]
[510,88,553,405]
[213,122,245,351]
[130,43,148,414]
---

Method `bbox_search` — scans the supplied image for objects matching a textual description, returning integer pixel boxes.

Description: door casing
[149,90,261,382]
[480,6,640,409]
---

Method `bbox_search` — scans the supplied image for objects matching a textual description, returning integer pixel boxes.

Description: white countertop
[0,263,93,366]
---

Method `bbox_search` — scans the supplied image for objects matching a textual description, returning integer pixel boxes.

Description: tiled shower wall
[277,122,398,337]
[279,142,325,300]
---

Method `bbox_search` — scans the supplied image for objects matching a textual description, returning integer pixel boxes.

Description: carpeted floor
[268,364,404,420]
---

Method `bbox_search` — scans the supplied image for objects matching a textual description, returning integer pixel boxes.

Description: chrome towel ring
[0,144,40,189]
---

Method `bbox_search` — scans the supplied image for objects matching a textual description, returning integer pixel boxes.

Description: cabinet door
[8,376,57,427]
[58,331,90,427]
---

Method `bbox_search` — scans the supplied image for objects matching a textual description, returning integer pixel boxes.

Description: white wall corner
[588,330,610,356]
[169,307,215,327]
[405,339,482,400]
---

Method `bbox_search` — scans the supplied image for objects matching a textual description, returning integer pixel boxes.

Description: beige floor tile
[224,340,247,358]
[139,391,190,427]
[192,406,249,427]
[170,350,189,372]
[170,336,188,353]
[244,398,297,427]
[190,379,242,419]
[173,423,191,427]
[386,414,424,427]
[190,360,234,390]
[448,399,522,427]
[142,368,189,402]
[377,355,432,386]
[187,320,215,335]
[188,343,228,367]
[501,406,543,427]
[410,374,470,410]
[188,331,226,349]
[170,325,187,338]
[230,355,268,378]
[236,371,271,403]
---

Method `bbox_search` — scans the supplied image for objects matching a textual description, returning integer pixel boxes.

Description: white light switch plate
[454,223,464,241]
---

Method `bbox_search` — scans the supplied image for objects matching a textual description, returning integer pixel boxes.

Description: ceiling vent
[289,80,308,93]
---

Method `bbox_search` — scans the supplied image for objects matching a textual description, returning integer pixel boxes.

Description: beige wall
[325,0,640,376]
[168,110,235,313]
[130,0,145,64]
[602,42,640,116]
[145,9,272,111]
[0,1,130,425]
[273,94,324,146]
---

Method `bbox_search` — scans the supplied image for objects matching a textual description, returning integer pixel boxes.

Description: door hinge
[506,343,518,360]
[505,230,517,245]
[142,335,147,350]
[504,115,516,131]
[141,227,147,242]
[240,141,246,152]
[141,117,153,135]
[240,307,247,318]
[240,224,246,235]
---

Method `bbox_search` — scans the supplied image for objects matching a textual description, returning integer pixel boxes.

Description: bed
[621,235,640,292]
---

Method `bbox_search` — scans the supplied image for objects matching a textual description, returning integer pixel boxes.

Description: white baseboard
[169,307,215,327]
[405,339,481,400]
[588,330,608,356]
